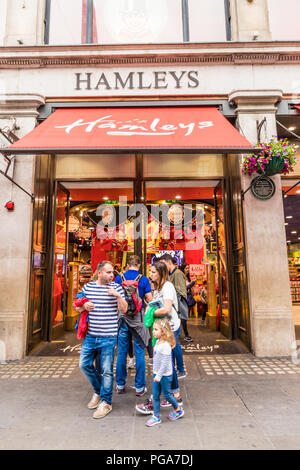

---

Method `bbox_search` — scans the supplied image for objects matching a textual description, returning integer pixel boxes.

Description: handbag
[187,291,196,308]
[176,292,189,321]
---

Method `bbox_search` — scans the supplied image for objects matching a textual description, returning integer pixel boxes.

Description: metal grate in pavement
[0,357,153,380]
[2,354,300,380]
[198,355,300,376]
[0,358,78,379]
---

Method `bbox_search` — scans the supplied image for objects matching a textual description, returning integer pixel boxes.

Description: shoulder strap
[135,273,143,283]
[121,273,126,282]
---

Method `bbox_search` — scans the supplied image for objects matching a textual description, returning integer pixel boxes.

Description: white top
[153,341,173,381]
[153,281,181,332]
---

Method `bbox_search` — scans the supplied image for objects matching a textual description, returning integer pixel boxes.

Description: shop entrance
[6,105,254,355]
[30,176,247,357]
[282,178,300,341]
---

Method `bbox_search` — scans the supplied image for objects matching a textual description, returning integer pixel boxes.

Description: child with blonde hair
[145,319,184,426]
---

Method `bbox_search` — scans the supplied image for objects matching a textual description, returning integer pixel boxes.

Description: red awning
[5,107,253,154]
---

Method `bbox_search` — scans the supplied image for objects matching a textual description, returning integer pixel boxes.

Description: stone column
[0,93,45,361]
[229,89,296,357]
[230,0,271,41]
[3,0,46,46]
[0,0,8,46]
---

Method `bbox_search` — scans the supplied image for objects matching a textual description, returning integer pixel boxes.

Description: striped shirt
[81,281,125,337]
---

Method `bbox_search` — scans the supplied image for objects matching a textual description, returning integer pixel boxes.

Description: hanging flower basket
[258,155,286,176]
[241,138,298,177]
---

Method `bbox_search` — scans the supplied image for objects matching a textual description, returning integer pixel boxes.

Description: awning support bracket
[256,117,267,143]
[0,152,34,201]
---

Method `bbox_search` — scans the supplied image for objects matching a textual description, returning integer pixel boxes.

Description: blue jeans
[152,374,179,417]
[171,350,179,394]
[173,325,185,373]
[116,320,146,393]
[79,334,117,405]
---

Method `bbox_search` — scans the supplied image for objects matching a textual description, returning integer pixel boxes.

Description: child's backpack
[121,273,143,316]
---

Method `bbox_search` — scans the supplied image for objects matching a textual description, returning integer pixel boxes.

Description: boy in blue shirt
[115,255,153,396]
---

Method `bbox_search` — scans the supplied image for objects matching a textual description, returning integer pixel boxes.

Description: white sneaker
[87,393,100,410]
[128,358,135,369]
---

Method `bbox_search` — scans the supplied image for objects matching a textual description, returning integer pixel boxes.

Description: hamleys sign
[55,114,214,137]
[8,107,253,152]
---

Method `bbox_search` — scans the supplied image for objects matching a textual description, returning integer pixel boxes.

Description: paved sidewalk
[2,353,300,450]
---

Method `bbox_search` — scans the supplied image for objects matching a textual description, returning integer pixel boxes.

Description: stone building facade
[0,0,300,360]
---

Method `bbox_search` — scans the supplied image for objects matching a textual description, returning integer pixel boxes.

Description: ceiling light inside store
[286,216,293,219]
[103,197,109,200]
[285,223,288,225]
[175,195,181,199]
[289,126,296,131]
[296,190,300,194]
[292,231,297,234]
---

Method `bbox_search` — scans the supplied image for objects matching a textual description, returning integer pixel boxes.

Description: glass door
[50,182,70,340]
[144,180,216,324]
[28,155,53,353]
[214,181,231,337]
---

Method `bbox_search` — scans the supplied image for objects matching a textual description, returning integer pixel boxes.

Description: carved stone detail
[0,52,300,69]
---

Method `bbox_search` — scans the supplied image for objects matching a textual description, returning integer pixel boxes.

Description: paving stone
[2,354,300,449]
[270,436,300,450]
[255,415,300,437]
[193,415,274,450]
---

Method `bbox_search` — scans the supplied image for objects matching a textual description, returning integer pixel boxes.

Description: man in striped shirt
[78,261,127,419]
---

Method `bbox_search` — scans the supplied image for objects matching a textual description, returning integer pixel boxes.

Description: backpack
[121,273,143,316]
